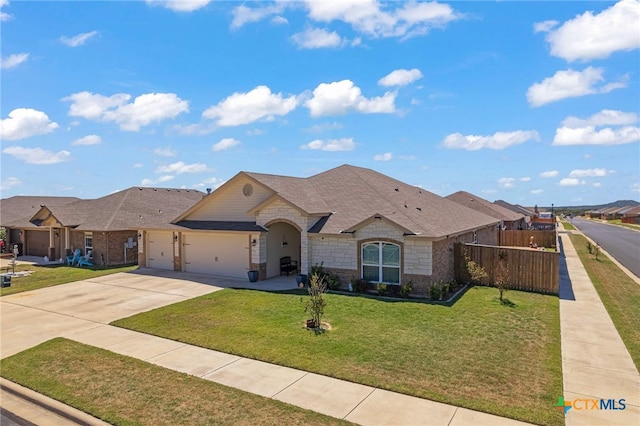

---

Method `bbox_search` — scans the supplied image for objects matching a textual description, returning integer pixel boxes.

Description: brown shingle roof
[247,165,499,238]
[1,196,80,227]
[34,187,204,231]
[446,191,524,222]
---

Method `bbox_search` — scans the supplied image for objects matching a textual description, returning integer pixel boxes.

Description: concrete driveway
[1,270,224,358]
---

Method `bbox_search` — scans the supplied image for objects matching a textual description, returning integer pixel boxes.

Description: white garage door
[147,231,174,270]
[184,233,249,279]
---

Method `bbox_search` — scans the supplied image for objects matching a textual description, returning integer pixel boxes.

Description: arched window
[362,242,400,284]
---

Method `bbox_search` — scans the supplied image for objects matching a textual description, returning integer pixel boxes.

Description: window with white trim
[362,242,400,284]
[84,232,93,255]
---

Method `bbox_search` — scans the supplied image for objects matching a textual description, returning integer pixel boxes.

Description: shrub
[399,280,413,298]
[429,282,442,300]
[376,283,387,296]
[325,272,341,291]
[464,249,488,284]
[351,277,369,293]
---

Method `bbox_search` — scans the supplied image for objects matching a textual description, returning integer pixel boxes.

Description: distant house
[139,165,500,293]
[445,191,526,230]
[622,205,640,224]
[1,188,204,265]
[1,196,80,256]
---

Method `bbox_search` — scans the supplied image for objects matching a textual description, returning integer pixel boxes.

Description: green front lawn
[113,286,563,425]
[0,338,350,426]
[569,234,640,369]
[0,263,137,296]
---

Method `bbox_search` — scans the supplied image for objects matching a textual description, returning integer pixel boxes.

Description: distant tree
[534,204,539,214]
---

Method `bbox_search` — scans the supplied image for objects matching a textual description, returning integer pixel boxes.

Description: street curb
[0,377,110,426]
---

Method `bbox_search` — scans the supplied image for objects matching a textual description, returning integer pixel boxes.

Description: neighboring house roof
[493,200,535,216]
[445,191,524,223]
[221,165,500,238]
[622,205,640,217]
[1,196,80,228]
[30,187,204,231]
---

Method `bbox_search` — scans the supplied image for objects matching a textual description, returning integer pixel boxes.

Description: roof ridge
[102,188,130,229]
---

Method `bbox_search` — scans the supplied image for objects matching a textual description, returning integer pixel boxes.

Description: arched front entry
[266,221,301,278]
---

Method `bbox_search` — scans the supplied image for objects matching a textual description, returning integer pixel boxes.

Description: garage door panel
[148,232,174,270]
[184,233,248,279]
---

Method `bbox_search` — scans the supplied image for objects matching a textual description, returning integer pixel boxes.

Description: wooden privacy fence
[454,243,559,295]
[498,229,557,248]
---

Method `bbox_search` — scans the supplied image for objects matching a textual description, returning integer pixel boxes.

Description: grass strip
[0,338,350,426]
[113,286,563,425]
[1,264,137,296]
[569,234,640,370]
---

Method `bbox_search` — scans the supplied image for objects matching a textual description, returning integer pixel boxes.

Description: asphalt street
[570,217,640,278]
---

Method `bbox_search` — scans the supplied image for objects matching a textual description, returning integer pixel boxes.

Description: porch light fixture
[251,239,257,247]
[54,232,59,238]
[282,234,288,247]
[173,234,178,242]
[138,233,142,238]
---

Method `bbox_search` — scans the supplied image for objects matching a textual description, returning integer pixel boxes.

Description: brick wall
[69,230,138,266]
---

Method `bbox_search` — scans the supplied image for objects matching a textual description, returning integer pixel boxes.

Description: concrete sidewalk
[558,231,640,425]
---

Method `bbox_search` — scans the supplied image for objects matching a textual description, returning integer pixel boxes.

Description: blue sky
[1,0,639,207]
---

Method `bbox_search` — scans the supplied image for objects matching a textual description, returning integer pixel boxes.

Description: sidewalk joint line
[342,387,376,420]
[447,407,458,426]
[270,372,309,399]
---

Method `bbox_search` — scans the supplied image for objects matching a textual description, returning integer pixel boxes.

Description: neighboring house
[1,196,80,256]
[445,191,526,230]
[140,165,500,293]
[2,188,204,265]
[622,205,640,224]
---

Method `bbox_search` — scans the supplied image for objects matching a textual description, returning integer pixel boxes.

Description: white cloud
[64,91,189,131]
[60,31,98,47]
[146,0,211,12]
[520,177,531,182]
[531,189,544,195]
[527,67,627,107]
[141,175,175,186]
[203,85,297,126]
[155,161,208,174]
[291,28,346,49]
[540,170,559,178]
[498,177,516,188]
[304,0,462,39]
[441,130,539,150]
[154,147,176,157]
[0,177,21,191]
[373,152,393,161]
[300,138,355,151]
[303,122,344,133]
[533,20,558,33]
[559,178,585,186]
[195,177,226,190]
[133,163,143,168]
[2,146,70,164]
[71,134,101,146]
[0,108,59,141]
[231,3,287,29]
[553,109,640,146]
[305,80,396,117]
[539,0,640,62]
[569,168,608,178]
[1,0,12,21]
[631,183,640,193]
[212,137,241,152]
[1,53,29,69]
[378,68,423,87]
[271,16,288,25]
[562,109,638,128]
[593,182,602,188]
